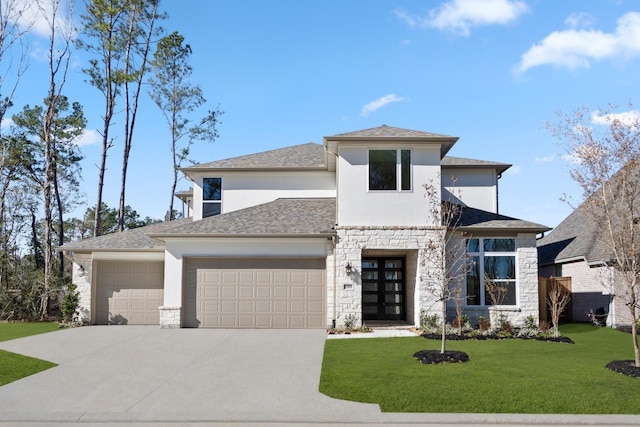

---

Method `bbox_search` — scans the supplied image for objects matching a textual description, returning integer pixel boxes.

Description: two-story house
[61,125,549,329]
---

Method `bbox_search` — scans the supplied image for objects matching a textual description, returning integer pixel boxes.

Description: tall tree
[77,0,128,237]
[34,0,80,317]
[548,102,640,367]
[148,31,222,220]
[0,0,35,132]
[0,0,37,288]
[12,97,85,318]
[117,0,163,231]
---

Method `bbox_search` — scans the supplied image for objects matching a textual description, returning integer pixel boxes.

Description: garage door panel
[291,287,306,298]
[238,286,254,298]
[256,286,271,297]
[273,286,288,298]
[95,261,164,325]
[184,258,326,329]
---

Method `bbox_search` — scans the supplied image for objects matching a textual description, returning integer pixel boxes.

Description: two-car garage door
[183,258,326,328]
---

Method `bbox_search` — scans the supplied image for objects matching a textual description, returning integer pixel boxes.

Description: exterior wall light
[345,263,353,275]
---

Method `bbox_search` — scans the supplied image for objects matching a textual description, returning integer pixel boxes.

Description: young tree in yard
[421,177,469,354]
[548,102,640,367]
[148,31,222,220]
[117,0,164,232]
[546,280,571,338]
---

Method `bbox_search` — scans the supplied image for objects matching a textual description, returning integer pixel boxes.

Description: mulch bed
[414,350,469,364]
[421,332,575,344]
[606,360,640,378]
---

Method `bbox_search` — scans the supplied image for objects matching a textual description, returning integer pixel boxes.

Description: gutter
[149,232,337,241]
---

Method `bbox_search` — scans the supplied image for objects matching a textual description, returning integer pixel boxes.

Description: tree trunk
[440,296,446,354]
[53,160,64,276]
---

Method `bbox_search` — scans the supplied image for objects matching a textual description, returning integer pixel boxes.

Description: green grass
[0,322,59,386]
[320,324,640,414]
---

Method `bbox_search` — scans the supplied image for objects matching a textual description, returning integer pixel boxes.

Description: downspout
[332,235,337,329]
[496,172,503,214]
[325,144,340,329]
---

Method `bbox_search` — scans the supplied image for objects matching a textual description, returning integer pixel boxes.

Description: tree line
[0,0,221,321]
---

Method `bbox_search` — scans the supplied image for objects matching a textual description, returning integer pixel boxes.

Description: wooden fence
[538,277,572,325]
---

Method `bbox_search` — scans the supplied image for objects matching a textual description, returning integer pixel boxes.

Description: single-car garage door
[95,261,164,325]
[184,258,326,328]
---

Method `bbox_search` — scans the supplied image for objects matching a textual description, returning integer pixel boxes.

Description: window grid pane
[203,178,222,201]
[369,150,397,190]
[401,150,411,190]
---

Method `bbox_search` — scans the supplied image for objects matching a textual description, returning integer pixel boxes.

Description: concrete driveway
[0,326,639,426]
[0,326,380,424]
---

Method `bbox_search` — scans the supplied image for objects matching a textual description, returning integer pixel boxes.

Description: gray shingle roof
[152,198,336,237]
[537,161,640,266]
[59,218,193,252]
[329,124,455,139]
[182,142,326,171]
[182,138,508,175]
[455,204,550,233]
[442,156,511,174]
[537,205,612,266]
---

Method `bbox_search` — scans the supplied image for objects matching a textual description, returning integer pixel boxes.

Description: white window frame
[465,237,518,307]
[202,177,222,218]
[368,148,412,192]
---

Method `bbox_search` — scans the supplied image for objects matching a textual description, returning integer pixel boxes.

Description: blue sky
[5,0,640,228]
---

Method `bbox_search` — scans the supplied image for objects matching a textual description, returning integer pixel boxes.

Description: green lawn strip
[320,324,639,414]
[0,349,56,386]
[0,322,60,386]
[0,322,60,342]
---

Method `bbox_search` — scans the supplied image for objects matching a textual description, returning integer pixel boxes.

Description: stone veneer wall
[333,226,441,328]
[332,228,542,329]
[513,234,541,326]
[72,254,93,324]
[159,307,181,328]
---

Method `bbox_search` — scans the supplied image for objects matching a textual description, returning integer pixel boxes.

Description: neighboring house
[60,125,549,329]
[538,196,636,328]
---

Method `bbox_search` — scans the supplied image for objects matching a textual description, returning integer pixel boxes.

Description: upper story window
[368,149,411,191]
[465,238,516,306]
[202,177,222,218]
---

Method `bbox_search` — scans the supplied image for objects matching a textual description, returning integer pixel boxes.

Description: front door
[361,257,405,321]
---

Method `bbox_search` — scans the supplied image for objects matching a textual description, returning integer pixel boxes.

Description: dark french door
[361,257,405,321]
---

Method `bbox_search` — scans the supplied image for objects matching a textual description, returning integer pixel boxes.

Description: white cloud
[565,12,595,30]
[9,0,74,39]
[73,129,100,147]
[1,118,14,129]
[535,155,556,163]
[396,0,529,36]
[591,109,640,128]
[515,12,640,74]
[360,94,405,117]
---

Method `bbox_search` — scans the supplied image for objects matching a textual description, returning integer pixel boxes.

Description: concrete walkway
[0,326,638,426]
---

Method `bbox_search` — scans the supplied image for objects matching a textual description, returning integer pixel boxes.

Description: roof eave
[150,232,336,240]
[458,225,552,233]
[181,166,328,174]
[58,247,165,253]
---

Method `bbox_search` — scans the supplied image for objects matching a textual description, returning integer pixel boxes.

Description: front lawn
[0,322,59,386]
[320,324,639,413]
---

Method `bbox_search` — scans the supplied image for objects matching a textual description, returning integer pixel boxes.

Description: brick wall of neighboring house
[561,261,611,323]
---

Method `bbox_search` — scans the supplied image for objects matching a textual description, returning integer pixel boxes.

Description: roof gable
[329,124,454,139]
